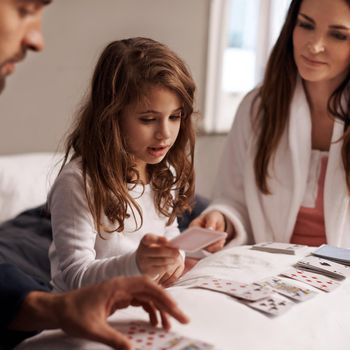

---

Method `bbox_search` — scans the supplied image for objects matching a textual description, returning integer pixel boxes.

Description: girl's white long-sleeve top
[48,158,180,292]
[207,79,350,248]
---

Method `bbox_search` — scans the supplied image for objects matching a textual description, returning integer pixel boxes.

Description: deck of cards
[169,227,227,253]
[251,242,308,255]
[295,255,350,281]
[312,244,350,266]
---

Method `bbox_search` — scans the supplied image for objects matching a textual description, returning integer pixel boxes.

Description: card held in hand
[169,227,227,253]
[280,267,341,292]
[251,242,308,255]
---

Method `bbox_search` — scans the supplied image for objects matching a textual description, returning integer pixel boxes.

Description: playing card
[161,337,214,350]
[115,321,214,350]
[280,268,341,292]
[192,277,272,301]
[246,293,294,316]
[295,255,350,281]
[257,276,317,301]
[169,227,227,253]
[251,242,308,255]
[312,244,350,266]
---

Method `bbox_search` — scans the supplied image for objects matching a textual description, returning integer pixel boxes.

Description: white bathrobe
[208,80,350,248]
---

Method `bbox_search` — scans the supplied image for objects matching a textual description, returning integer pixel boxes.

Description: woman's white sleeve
[204,91,257,245]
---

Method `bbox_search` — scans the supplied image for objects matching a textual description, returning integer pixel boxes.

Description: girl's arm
[48,165,141,291]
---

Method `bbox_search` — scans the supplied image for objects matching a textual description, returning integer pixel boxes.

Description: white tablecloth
[16,245,350,350]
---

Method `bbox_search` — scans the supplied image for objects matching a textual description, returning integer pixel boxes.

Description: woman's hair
[61,37,196,233]
[254,0,350,194]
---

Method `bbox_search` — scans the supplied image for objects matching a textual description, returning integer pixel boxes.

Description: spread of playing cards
[16,241,350,349]
[181,242,350,318]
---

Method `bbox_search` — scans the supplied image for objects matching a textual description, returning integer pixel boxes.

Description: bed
[1,154,349,350]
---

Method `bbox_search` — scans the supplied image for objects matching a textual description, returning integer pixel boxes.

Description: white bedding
[0,153,62,222]
[16,245,350,350]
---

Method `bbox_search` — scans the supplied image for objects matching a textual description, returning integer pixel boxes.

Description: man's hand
[11,276,189,349]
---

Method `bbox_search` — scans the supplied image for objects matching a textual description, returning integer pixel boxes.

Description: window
[203,0,291,133]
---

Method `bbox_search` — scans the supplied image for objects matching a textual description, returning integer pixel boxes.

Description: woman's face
[293,0,350,86]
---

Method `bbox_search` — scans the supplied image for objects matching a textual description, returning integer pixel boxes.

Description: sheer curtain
[203,0,291,133]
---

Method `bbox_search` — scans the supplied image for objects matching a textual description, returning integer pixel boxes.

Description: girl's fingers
[145,257,177,266]
[142,245,179,259]
[141,234,168,246]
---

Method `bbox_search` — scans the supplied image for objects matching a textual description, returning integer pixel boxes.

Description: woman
[193,0,350,249]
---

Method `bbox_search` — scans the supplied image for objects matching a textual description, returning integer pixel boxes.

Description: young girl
[48,37,196,292]
[193,0,350,249]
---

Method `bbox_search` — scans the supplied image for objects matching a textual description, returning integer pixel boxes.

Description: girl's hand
[157,254,185,288]
[190,210,235,253]
[136,234,181,279]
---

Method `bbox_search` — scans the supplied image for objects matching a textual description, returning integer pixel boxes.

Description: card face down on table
[169,227,227,253]
[312,244,350,266]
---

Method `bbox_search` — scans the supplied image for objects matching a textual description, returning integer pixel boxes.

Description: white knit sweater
[48,158,180,292]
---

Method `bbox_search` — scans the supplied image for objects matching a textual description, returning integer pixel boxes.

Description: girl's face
[293,0,350,86]
[120,85,182,181]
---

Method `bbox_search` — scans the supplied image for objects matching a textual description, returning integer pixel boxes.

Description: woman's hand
[190,210,226,231]
[190,210,235,253]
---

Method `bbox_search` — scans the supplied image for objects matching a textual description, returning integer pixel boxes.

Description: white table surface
[16,245,350,350]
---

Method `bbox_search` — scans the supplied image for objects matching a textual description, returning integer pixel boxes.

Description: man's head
[0,0,51,93]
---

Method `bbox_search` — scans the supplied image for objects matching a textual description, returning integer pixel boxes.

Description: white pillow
[0,153,63,223]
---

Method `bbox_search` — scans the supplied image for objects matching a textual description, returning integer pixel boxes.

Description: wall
[195,134,227,198]
[0,0,229,199]
[0,0,210,154]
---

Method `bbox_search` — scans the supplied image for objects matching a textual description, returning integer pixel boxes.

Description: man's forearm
[8,291,62,331]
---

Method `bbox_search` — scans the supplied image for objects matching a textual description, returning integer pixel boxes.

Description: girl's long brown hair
[254,0,350,194]
[61,37,196,233]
